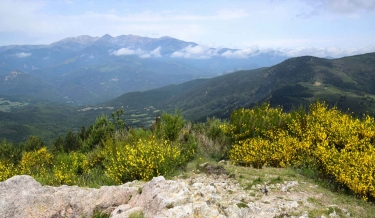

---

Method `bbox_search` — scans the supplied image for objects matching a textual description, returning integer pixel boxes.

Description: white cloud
[324,0,375,13]
[150,47,161,57]
[299,0,375,17]
[221,46,260,58]
[15,52,31,58]
[111,46,161,58]
[171,45,220,59]
[282,45,375,58]
[139,53,151,58]
[171,43,375,59]
[112,48,135,56]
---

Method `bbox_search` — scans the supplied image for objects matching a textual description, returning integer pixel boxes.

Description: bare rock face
[1,173,332,218]
[0,175,138,218]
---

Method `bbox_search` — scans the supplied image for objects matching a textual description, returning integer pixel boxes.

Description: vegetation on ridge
[1,101,375,216]
[1,53,375,144]
[0,102,375,203]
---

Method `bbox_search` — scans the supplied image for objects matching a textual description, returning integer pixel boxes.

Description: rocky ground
[0,162,365,218]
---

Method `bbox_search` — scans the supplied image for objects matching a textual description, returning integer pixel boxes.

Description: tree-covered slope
[103,52,375,121]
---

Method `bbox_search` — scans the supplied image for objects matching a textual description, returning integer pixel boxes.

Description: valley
[1,51,375,144]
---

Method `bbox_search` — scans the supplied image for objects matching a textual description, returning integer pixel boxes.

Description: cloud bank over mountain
[111,47,161,58]
[171,45,221,59]
[170,44,374,59]
[15,52,31,58]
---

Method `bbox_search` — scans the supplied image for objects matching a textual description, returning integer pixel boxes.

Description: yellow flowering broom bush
[225,103,292,144]
[229,130,309,168]
[103,136,183,184]
[53,152,90,185]
[229,101,375,200]
[0,160,18,181]
[19,147,53,178]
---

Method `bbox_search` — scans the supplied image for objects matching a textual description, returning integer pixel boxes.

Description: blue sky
[1,0,375,57]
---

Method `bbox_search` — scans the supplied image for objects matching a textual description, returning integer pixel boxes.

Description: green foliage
[155,109,186,141]
[226,103,291,144]
[92,208,110,218]
[236,202,249,208]
[83,114,114,150]
[19,135,45,152]
[0,139,21,164]
[82,109,126,151]
[63,130,82,152]
[129,211,145,218]
[0,109,198,186]
[192,118,231,160]
[50,135,64,155]
[111,109,126,130]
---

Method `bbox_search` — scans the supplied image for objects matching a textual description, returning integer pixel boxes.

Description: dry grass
[223,163,375,218]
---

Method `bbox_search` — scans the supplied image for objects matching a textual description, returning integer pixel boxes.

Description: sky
[1,0,375,58]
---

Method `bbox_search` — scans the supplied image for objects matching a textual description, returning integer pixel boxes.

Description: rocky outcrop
[0,175,137,217]
[0,173,347,218]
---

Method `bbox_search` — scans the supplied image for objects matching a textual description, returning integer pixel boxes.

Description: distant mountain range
[0,34,287,105]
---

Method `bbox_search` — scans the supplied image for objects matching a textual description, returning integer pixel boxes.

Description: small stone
[281,186,288,192]
[299,211,309,218]
[329,210,338,217]
[199,162,209,168]
[289,201,299,209]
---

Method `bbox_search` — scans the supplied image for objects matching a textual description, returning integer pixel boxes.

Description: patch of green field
[301,83,375,114]
[0,98,29,112]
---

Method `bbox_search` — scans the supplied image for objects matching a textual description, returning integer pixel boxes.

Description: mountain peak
[4,70,26,82]
[101,34,114,40]
[49,35,99,49]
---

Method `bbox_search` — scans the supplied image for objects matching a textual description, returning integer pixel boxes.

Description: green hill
[104,52,375,121]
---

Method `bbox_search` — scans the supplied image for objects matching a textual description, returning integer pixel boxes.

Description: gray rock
[0,174,351,218]
[199,162,209,168]
[218,160,226,165]
[0,175,137,218]
[289,201,299,209]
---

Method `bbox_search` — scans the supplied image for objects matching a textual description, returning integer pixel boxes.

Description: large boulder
[0,175,137,218]
[0,174,313,217]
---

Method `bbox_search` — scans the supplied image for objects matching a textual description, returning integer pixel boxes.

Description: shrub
[0,160,18,181]
[0,139,21,164]
[155,109,185,142]
[82,109,126,151]
[193,118,231,160]
[19,135,45,152]
[229,101,375,200]
[102,136,184,184]
[229,130,309,168]
[52,152,90,185]
[225,103,291,144]
[19,147,53,178]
